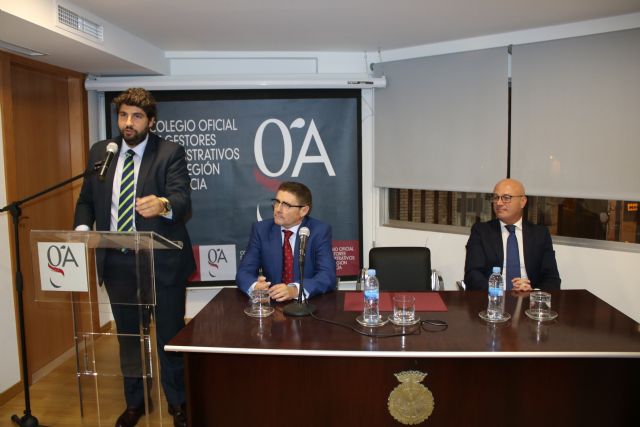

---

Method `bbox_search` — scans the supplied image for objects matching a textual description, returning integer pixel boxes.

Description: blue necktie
[505,224,520,290]
[117,150,135,232]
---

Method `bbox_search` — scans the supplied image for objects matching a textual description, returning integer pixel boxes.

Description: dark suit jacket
[235,216,337,298]
[74,134,196,287]
[464,218,560,291]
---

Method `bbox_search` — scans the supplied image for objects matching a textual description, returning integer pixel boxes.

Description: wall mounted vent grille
[57,5,104,41]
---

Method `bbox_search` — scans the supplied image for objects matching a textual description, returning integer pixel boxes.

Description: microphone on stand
[97,141,119,181]
[284,226,315,316]
[298,226,310,271]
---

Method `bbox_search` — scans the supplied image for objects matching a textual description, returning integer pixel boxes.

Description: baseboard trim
[0,381,23,406]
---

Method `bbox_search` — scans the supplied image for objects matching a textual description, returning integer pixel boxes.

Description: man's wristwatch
[158,197,172,215]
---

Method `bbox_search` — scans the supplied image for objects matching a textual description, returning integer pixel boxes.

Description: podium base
[283,301,315,317]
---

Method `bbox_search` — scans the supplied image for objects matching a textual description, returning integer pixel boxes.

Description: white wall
[0,104,22,393]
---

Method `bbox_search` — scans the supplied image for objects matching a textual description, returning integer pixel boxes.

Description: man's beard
[120,126,148,146]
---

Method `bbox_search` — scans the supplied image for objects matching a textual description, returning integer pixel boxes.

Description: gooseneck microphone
[284,226,315,316]
[97,142,119,181]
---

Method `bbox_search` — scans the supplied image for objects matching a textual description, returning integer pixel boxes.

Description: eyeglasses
[491,194,525,203]
[271,198,305,211]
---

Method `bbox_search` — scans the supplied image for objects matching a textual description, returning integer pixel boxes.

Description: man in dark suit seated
[236,181,336,301]
[464,178,561,291]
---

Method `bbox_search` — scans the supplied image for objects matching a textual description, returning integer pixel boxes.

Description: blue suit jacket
[464,219,561,291]
[235,216,337,298]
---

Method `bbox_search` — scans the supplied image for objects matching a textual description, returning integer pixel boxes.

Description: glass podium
[29,230,182,426]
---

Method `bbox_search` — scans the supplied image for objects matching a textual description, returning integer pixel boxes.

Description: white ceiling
[68,0,640,51]
[1,0,640,75]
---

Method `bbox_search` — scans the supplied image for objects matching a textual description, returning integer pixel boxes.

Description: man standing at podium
[236,181,336,301]
[464,178,561,291]
[74,88,195,427]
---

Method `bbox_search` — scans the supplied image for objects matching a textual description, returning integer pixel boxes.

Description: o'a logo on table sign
[37,242,89,292]
[198,244,237,281]
[388,370,434,425]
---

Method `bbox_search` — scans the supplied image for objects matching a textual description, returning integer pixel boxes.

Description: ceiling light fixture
[0,40,47,57]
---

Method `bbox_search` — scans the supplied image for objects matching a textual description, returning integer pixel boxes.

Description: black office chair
[368,247,443,291]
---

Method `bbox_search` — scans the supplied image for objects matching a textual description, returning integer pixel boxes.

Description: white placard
[198,244,237,281]
[37,242,89,292]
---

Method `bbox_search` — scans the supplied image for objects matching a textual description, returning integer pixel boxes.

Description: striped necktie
[117,150,135,232]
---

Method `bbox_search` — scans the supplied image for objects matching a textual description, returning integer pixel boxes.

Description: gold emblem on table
[388,370,434,425]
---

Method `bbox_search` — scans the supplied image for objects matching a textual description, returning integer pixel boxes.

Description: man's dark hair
[113,88,157,122]
[277,181,312,213]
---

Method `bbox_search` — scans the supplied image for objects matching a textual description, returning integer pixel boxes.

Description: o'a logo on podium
[37,242,89,292]
[388,370,434,425]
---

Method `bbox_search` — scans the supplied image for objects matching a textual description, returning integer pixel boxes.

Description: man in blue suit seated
[236,181,337,301]
[464,178,561,291]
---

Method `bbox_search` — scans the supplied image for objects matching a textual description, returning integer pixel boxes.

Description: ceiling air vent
[57,4,104,41]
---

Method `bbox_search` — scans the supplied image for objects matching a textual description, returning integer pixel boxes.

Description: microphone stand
[283,250,315,317]
[1,162,102,427]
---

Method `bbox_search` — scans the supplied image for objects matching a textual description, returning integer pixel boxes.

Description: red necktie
[282,229,294,284]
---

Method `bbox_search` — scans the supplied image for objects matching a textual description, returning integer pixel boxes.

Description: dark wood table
[167,289,640,426]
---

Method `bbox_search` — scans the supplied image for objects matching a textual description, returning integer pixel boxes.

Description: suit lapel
[102,139,120,220]
[490,219,504,267]
[522,220,534,275]
[269,222,283,283]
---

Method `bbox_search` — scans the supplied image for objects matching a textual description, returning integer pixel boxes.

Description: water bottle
[363,269,380,324]
[487,266,505,320]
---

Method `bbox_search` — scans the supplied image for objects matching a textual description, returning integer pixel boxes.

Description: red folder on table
[343,292,447,312]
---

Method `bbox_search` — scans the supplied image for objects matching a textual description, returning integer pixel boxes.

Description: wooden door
[1,52,92,384]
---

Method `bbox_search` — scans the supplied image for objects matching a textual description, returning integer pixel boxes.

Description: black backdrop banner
[105,89,362,286]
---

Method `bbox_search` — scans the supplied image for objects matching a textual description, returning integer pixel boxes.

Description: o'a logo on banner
[254,118,336,178]
[37,242,89,292]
